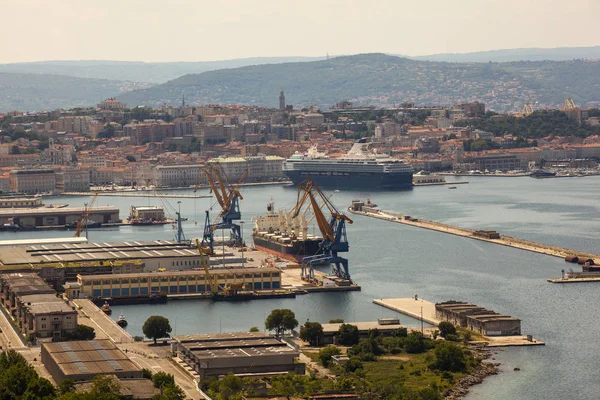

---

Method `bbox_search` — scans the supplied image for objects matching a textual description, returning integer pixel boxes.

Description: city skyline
[2,0,599,63]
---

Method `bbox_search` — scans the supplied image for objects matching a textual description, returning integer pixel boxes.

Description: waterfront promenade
[349,207,600,263]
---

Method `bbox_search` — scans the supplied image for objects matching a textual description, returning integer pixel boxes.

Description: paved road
[118,342,201,400]
[0,307,26,349]
[73,299,133,343]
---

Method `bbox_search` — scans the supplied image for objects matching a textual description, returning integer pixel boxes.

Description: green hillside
[118,53,600,112]
[0,73,144,112]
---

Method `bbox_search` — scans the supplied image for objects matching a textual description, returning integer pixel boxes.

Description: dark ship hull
[252,234,322,264]
[284,170,413,189]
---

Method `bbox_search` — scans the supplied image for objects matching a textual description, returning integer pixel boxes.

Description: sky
[2,0,600,63]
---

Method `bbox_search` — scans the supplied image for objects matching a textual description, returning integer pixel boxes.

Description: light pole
[240,221,245,268]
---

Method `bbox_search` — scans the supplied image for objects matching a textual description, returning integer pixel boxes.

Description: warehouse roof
[77,267,279,281]
[42,340,140,377]
[0,206,118,217]
[0,240,199,266]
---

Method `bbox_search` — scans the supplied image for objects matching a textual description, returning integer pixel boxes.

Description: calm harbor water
[4,176,600,399]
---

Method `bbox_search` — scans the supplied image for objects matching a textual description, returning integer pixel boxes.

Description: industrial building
[0,273,78,341]
[41,340,143,383]
[71,267,281,299]
[174,332,304,380]
[320,319,403,345]
[0,206,119,228]
[0,240,203,271]
[435,301,521,336]
[129,205,165,222]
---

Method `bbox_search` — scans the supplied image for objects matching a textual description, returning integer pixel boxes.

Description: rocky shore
[445,345,500,399]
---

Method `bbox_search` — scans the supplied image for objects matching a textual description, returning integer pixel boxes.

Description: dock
[413,181,469,187]
[373,298,544,347]
[63,192,210,199]
[547,277,600,283]
[349,206,600,263]
[73,299,133,343]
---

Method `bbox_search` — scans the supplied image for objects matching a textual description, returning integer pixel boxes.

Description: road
[0,306,26,350]
[118,342,202,400]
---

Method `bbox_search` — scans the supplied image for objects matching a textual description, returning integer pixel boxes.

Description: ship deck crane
[196,163,248,253]
[74,192,99,238]
[291,178,353,281]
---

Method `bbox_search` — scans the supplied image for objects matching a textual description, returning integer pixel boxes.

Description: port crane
[74,192,99,238]
[195,163,248,253]
[562,97,577,111]
[291,178,353,281]
[195,238,245,297]
[521,103,534,117]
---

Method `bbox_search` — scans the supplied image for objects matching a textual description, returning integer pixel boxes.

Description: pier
[63,192,210,199]
[349,205,600,263]
[373,297,544,347]
[72,299,133,343]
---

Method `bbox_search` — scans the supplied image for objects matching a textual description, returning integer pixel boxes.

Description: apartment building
[153,164,203,187]
[9,169,56,194]
[55,169,90,192]
[41,143,74,165]
[98,98,127,110]
[208,156,284,182]
[123,121,175,145]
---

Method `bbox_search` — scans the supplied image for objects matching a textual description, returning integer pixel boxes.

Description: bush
[152,372,175,388]
[405,332,426,354]
[438,322,456,338]
[394,327,408,337]
[433,342,467,372]
[329,318,344,323]
[344,357,363,373]
[318,346,341,367]
[445,334,460,342]
[249,327,260,332]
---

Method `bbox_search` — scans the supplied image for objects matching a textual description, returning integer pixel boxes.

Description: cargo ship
[282,138,413,189]
[251,201,323,263]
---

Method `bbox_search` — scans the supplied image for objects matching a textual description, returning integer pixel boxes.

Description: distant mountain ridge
[118,53,600,112]
[0,56,325,84]
[412,45,600,62]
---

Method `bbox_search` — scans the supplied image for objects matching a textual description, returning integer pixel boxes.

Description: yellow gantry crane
[74,192,99,238]
[522,103,534,117]
[195,238,218,294]
[562,97,577,111]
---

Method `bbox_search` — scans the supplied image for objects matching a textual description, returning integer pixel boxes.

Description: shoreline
[446,345,500,400]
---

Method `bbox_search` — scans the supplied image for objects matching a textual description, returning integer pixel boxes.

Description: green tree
[141,368,154,380]
[58,378,76,394]
[69,324,96,340]
[152,372,175,389]
[299,321,324,346]
[434,341,467,372]
[11,145,21,155]
[337,324,360,346]
[318,346,341,367]
[270,373,301,400]
[89,374,121,400]
[142,316,172,344]
[438,322,456,339]
[22,377,56,400]
[264,309,298,338]
[248,327,259,332]
[98,123,116,139]
[153,384,186,400]
[216,373,243,399]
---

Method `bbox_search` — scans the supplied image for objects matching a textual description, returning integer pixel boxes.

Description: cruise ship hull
[284,170,413,189]
[252,234,322,264]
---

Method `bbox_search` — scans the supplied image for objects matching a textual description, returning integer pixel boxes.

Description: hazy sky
[3,0,599,63]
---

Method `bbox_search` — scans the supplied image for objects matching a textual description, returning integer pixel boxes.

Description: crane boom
[74,192,99,237]
[195,239,217,294]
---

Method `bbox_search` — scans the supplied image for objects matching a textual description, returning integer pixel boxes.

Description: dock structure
[349,203,600,263]
[373,298,544,347]
[72,299,133,343]
[63,192,210,199]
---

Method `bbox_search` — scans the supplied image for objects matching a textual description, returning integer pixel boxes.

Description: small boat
[101,301,112,315]
[448,186,457,189]
[116,314,128,328]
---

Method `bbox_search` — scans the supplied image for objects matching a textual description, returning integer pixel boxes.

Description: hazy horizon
[2,0,599,64]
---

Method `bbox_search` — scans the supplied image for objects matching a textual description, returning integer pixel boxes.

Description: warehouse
[73,267,281,299]
[174,332,304,380]
[435,300,521,336]
[0,206,119,228]
[41,340,143,383]
[0,240,204,271]
[320,319,403,345]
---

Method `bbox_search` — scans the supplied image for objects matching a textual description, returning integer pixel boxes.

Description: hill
[0,57,324,84]
[0,73,144,112]
[118,53,600,112]
[413,46,600,62]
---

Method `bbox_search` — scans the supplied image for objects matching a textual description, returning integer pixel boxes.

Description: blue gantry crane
[195,163,247,253]
[290,178,353,281]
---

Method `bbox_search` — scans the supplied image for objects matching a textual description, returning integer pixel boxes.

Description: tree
[154,384,186,400]
[126,155,136,162]
[89,375,121,400]
[22,377,56,400]
[98,123,116,139]
[405,332,426,354]
[69,324,96,340]
[264,309,298,338]
[152,372,175,388]
[337,324,359,346]
[299,321,324,346]
[434,342,467,372]
[216,373,243,399]
[438,322,456,339]
[271,373,300,400]
[142,316,172,344]
[318,346,341,367]
[141,368,153,380]
[58,378,76,394]
[11,145,21,155]
[249,327,259,332]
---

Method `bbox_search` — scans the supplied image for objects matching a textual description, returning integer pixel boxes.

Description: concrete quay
[547,277,600,284]
[63,192,210,199]
[349,207,600,263]
[373,297,544,347]
[72,299,133,343]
